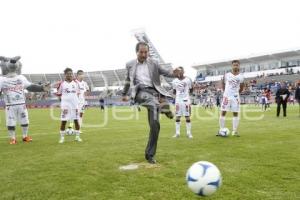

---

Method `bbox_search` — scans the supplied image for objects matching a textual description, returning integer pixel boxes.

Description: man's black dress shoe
[147,157,156,164]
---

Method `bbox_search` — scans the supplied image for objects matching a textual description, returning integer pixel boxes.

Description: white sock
[232,117,240,132]
[79,117,83,127]
[8,130,16,139]
[22,126,28,138]
[60,130,65,137]
[175,122,180,135]
[186,122,192,135]
[219,116,225,129]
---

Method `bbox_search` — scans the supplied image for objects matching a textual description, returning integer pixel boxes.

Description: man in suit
[122,42,179,164]
[275,82,290,117]
[295,80,300,117]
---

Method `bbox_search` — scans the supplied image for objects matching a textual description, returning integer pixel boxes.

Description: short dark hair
[178,66,184,71]
[64,67,73,74]
[77,70,84,74]
[232,60,240,64]
[135,42,149,52]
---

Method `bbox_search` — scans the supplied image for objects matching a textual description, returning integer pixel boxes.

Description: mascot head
[0,56,22,76]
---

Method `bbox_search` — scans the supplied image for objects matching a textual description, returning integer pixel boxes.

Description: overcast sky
[1,0,300,78]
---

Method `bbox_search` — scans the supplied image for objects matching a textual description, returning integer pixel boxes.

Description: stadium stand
[23,69,124,88]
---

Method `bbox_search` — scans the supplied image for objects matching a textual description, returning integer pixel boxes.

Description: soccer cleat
[59,137,65,144]
[9,138,17,145]
[187,134,193,139]
[75,136,82,142]
[164,111,174,119]
[146,157,157,164]
[231,131,240,137]
[22,136,32,142]
[172,134,180,138]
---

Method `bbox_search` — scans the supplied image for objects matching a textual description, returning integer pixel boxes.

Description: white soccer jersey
[77,80,89,103]
[0,75,31,106]
[223,72,244,97]
[172,77,192,103]
[57,80,80,109]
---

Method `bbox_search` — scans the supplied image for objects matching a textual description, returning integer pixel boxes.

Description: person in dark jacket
[295,81,300,117]
[275,83,290,117]
[99,98,105,111]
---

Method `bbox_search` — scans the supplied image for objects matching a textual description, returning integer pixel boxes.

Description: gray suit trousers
[135,88,161,159]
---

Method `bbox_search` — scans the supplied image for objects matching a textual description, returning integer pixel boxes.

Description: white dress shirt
[135,60,153,87]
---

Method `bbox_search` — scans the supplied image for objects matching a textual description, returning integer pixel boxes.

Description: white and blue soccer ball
[186,161,222,196]
[219,128,230,137]
[65,128,74,136]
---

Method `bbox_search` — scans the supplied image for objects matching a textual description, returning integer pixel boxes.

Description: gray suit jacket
[122,58,174,99]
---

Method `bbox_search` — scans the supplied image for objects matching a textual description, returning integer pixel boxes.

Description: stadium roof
[23,69,127,88]
[192,49,300,69]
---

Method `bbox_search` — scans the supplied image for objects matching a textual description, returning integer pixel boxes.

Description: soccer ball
[219,128,230,137]
[186,161,222,196]
[65,128,74,136]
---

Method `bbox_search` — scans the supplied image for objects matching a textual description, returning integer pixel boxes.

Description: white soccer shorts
[175,102,191,117]
[261,97,269,104]
[221,95,241,113]
[61,108,79,121]
[5,104,29,126]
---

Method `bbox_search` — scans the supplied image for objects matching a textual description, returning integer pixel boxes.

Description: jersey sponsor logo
[63,88,77,93]
[228,78,240,89]
[2,84,24,93]
[176,82,187,93]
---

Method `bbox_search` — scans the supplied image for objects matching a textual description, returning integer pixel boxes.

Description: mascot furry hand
[0,56,50,92]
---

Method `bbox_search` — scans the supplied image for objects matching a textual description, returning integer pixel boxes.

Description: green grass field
[0,105,299,200]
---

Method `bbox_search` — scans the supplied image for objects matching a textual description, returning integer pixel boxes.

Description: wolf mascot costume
[0,56,50,144]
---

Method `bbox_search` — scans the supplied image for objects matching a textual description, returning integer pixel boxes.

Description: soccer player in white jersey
[172,67,193,138]
[0,57,50,144]
[218,60,244,136]
[56,68,82,143]
[69,70,90,132]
